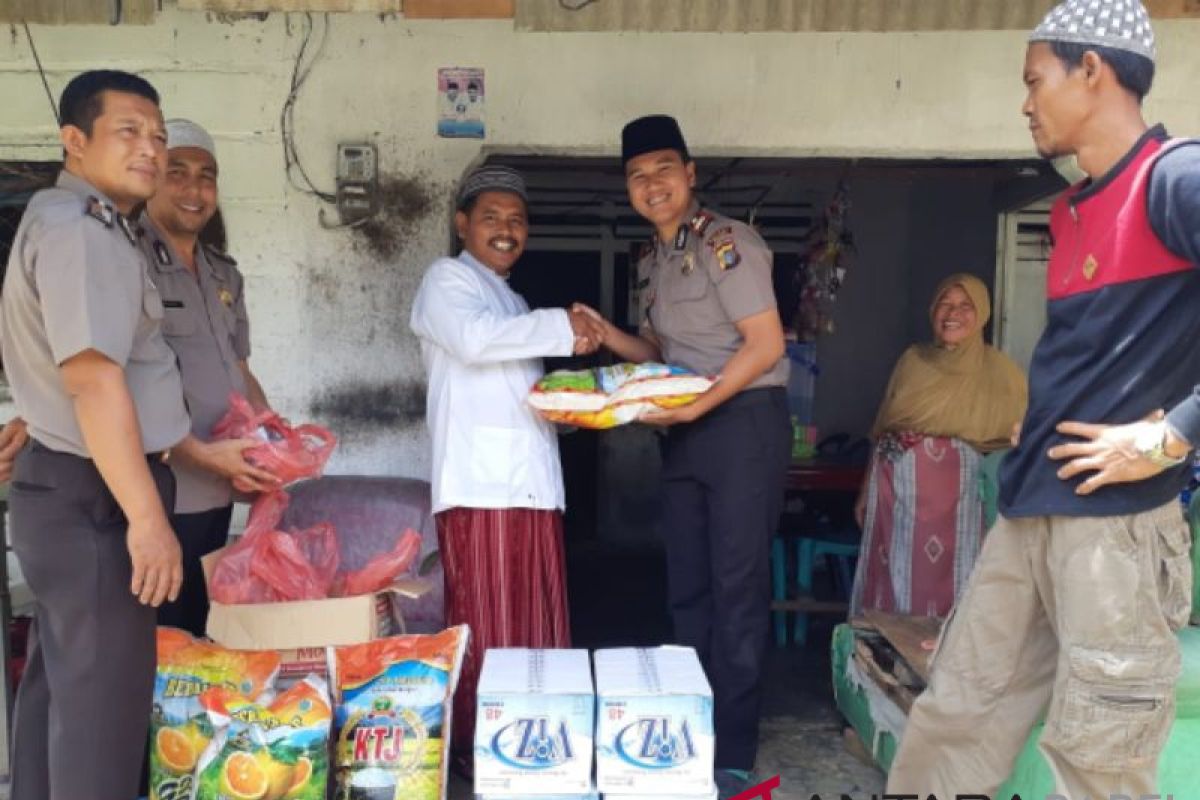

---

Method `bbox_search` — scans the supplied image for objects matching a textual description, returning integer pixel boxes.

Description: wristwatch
[1134,421,1190,469]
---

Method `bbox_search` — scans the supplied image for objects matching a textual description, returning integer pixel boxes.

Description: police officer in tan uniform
[0,70,267,800]
[139,118,275,636]
[584,115,790,797]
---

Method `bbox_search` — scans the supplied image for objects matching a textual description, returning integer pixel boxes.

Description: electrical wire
[280,12,336,203]
[23,22,60,127]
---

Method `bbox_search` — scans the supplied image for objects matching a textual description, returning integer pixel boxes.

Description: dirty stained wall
[1,6,1198,479]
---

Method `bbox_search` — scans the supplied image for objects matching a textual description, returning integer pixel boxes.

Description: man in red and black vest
[888,1,1200,798]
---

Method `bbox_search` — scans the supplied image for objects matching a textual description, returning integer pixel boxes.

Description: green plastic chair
[978,449,1008,530]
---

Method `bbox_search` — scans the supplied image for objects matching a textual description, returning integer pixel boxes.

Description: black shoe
[715,768,759,799]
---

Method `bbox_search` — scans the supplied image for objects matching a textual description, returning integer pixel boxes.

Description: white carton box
[594,647,715,795]
[475,648,595,796]
[603,792,718,800]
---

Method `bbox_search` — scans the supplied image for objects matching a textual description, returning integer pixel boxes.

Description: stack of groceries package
[473,646,717,800]
[527,364,714,429]
[150,625,469,800]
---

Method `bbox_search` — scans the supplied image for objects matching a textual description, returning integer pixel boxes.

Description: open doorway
[487,152,1063,648]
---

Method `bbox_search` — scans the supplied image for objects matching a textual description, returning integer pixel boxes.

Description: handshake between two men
[567,303,614,356]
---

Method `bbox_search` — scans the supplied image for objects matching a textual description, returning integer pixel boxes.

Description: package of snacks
[527,363,714,429]
[194,675,332,800]
[149,627,281,800]
[329,627,468,800]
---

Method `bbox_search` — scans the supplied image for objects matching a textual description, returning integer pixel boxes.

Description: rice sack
[329,626,468,800]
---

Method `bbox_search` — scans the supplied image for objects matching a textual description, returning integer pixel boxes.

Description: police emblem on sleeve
[707,227,741,270]
[218,288,235,308]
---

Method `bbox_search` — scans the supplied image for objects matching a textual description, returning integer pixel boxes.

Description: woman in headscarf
[849,274,1027,618]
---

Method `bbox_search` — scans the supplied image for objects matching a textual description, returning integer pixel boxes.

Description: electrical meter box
[335,142,377,224]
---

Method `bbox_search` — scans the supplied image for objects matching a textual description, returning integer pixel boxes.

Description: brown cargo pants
[887,500,1192,800]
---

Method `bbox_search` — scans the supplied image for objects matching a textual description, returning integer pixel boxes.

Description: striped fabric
[850,434,984,618]
[436,506,572,762]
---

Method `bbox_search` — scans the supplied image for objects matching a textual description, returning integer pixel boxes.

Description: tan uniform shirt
[0,171,190,457]
[139,214,250,514]
[636,203,789,389]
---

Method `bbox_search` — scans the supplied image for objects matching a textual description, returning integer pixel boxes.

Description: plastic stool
[771,535,859,646]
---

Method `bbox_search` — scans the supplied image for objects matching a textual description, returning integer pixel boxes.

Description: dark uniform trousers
[660,387,790,770]
[8,440,175,800]
[157,505,233,638]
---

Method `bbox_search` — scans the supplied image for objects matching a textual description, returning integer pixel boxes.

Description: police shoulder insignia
[1082,254,1099,281]
[689,210,715,236]
[117,215,139,246]
[152,240,172,267]
[84,196,114,227]
[635,276,651,290]
[637,242,653,262]
[218,287,235,308]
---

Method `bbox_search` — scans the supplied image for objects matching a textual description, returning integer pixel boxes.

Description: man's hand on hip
[1049,411,1188,495]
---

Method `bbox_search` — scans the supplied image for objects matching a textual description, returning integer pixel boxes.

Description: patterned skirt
[435,506,572,758]
[849,433,984,618]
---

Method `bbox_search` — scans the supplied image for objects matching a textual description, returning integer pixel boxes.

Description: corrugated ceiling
[519,0,1066,33]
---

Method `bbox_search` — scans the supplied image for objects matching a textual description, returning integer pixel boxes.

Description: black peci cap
[621,114,690,167]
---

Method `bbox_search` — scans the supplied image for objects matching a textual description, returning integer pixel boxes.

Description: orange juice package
[150,627,281,800]
[193,674,333,800]
[329,626,469,800]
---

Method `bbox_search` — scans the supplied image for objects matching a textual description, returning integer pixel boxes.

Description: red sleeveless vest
[1047,137,1193,301]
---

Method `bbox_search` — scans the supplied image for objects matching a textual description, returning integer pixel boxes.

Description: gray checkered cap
[457,165,528,210]
[1030,0,1156,61]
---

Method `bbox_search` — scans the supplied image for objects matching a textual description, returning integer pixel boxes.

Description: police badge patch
[714,241,741,270]
[707,228,741,270]
[218,287,235,308]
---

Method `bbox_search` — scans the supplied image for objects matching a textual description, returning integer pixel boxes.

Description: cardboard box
[475,648,595,796]
[594,647,715,796]
[200,546,431,650]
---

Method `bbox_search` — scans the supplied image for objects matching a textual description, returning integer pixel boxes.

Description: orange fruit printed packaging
[193,674,333,800]
[329,626,468,800]
[150,627,281,800]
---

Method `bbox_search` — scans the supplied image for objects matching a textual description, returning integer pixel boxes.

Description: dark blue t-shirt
[999,127,1200,518]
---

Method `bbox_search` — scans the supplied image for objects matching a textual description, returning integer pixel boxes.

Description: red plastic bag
[253,530,321,601]
[208,492,289,604]
[334,529,422,597]
[212,393,337,486]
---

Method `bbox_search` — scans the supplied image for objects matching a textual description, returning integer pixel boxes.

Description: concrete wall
[2,6,1198,478]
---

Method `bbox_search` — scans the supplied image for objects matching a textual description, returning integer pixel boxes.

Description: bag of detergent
[193,674,333,800]
[149,627,281,800]
[329,626,469,800]
[527,363,714,429]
